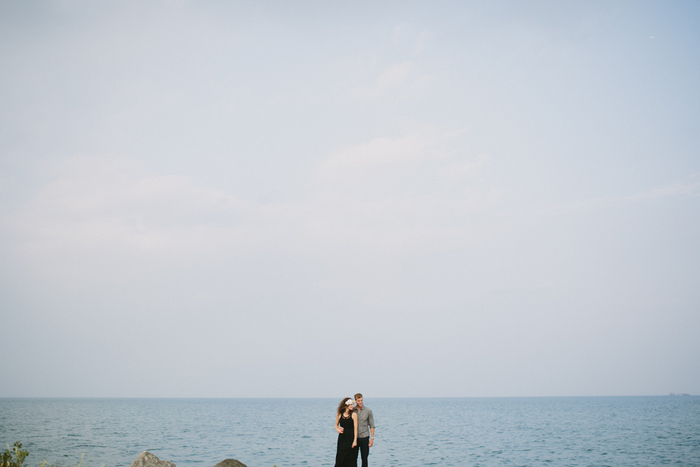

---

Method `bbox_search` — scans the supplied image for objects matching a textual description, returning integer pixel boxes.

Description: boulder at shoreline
[129,452,176,467]
[129,452,248,467]
[213,460,248,467]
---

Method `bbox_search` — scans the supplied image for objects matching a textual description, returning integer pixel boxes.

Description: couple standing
[334,393,375,467]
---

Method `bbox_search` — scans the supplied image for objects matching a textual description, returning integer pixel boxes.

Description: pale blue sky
[1,1,699,397]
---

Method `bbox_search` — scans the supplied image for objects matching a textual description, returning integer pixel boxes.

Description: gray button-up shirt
[355,406,375,438]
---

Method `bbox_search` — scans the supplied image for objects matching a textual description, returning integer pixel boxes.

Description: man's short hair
[354,393,363,400]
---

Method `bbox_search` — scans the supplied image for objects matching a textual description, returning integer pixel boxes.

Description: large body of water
[1,397,699,466]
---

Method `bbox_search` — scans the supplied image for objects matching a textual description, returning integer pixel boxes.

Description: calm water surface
[1,397,699,466]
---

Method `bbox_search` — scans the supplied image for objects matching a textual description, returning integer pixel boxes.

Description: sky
[0,0,699,398]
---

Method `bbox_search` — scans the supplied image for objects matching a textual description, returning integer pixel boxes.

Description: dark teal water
[1,397,699,466]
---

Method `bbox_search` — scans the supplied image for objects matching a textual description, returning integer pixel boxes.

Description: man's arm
[369,426,375,447]
[368,410,375,447]
[352,412,358,447]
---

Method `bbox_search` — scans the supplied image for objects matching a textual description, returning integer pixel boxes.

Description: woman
[334,397,358,467]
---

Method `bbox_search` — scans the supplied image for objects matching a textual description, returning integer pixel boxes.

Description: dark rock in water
[213,460,248,467]
[130,452,176,467]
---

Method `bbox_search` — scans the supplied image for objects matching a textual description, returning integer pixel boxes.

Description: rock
[213,460,248,467]
[129,452,176,467]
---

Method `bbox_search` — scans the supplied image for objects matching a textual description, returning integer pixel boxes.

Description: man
[353,393,375,467]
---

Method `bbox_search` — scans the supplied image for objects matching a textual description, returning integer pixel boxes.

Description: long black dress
[335,413,357,467]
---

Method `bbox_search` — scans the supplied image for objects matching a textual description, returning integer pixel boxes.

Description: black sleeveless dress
[335,414,357,467]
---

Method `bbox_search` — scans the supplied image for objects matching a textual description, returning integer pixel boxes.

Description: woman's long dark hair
[337,397,353,415]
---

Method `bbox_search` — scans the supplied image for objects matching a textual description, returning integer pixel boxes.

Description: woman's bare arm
[335,413,344,434]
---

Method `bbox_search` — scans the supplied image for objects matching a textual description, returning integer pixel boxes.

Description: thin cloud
[3,128,515,288]
[533,179,700,218]
[622,181,700,202]
[349,61,426,102]
[415,32,429,54]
